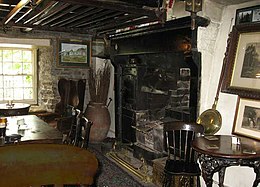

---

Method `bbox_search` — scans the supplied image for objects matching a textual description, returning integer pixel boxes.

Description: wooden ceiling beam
[95,16,155,35]
[56,8,104,27]
[86,14,138,30]
[56,0,160,18]
[41,4,81,26]
[75,12,124,28]
[2,0,30,24]
[69,9,116,28]
[33,2,70,25]
[1,0,165,35]
[49,7,94,27]
[8,20,92,34]
[23,0,57,24]
[15,0,45,23]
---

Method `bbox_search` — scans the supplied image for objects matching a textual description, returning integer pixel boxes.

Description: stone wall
[0,29,91,113]
[37,44,90,112]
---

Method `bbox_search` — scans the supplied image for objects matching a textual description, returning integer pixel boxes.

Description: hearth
[110,16,209,162]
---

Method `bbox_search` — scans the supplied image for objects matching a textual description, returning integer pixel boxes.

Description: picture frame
[57,39,90,68]
[235,5,260,25]
[91,38,109,58]
[221,24,260,99]
[232,97,260,140]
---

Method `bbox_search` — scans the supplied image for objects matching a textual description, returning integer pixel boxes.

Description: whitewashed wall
[166,0,259,186]
[198,0,260,186]
[93,58,115,138]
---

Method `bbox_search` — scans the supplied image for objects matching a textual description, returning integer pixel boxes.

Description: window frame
[0,46,38,104]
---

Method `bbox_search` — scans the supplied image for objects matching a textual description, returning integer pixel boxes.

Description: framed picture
[235,5,260,25]
[221,24,260,99]
[92,38,109,58]
[57,39,90,68]
[233,97,260,140]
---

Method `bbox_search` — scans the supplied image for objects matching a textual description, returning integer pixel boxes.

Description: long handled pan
[197,43,229,135]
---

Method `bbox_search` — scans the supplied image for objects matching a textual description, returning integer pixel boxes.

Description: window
[0,44,37,104]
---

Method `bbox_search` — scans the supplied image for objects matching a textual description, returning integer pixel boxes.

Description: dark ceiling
[0,0,165,37]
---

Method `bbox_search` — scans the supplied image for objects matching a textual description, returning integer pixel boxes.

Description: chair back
[163,121,204,163]
[54,79,86,133]
[64,108,92,149]
[55,78,86,116]
[74,116,93,149]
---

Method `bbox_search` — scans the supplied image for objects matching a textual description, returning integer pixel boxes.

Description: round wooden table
[192,135,260,187]
[0,103,30,116]
[0,143,98,186]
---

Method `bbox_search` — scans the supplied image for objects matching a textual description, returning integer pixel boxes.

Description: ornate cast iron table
[192,135,260,187]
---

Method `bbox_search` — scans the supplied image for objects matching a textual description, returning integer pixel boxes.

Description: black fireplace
[110,16,209,159]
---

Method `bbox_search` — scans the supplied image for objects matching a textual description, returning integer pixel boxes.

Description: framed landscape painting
[233,97,260,140]
[221,24,260,99]
[57,39,90,68]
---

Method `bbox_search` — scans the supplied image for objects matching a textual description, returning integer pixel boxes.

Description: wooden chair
[162,121,204,187]
[63,109,93,149]
[74,116,93,149]
[47,78,86,133]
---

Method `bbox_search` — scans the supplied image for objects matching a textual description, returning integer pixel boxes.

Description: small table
[0,103,30,116]
[5,115,63,143]
[0,143,98,186]
[192,135,260,187]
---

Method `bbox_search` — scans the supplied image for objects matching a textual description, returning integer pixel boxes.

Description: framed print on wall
[233,97,260,140]
[91,38,109,59]
[235,5,260,25]
[57,39,90,68]
[221,24,260,99]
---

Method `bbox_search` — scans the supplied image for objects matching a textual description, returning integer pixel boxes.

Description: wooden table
[192,135,260,187]
[0,103,30,116]
[5,115,63,144]
[0,143,98,187]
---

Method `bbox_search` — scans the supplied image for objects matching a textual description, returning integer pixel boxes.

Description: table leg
[198,154,231,187]
[240,158,260,187]
[218,167,226,187]
[199,154,215,187]
[201,168,214,187]
[252,164,259,187]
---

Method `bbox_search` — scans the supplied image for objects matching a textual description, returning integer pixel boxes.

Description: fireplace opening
[113,51,198,145]
[109,16,208,163]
